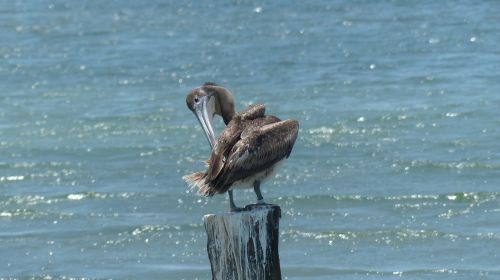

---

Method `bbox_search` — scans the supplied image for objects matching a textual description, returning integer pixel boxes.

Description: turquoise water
[1,1,500,279]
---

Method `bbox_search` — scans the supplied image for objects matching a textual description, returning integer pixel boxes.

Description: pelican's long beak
[193,96,216,149]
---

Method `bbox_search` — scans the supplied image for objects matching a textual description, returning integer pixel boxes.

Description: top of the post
[203,204,281,220]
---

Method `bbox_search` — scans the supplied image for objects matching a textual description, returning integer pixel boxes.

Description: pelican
[183,83,299,211]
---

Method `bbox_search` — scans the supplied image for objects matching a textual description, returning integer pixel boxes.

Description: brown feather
[205,106,270,182]
[209,118,298,194]
[182,171,214,196]
[184,100,298,197]
[206,119,242,181]
[231,120,296,187]
[235,104,265,120]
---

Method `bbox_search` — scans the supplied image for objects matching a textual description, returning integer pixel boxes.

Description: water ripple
[285,228,500,242]
[283,191,499,204]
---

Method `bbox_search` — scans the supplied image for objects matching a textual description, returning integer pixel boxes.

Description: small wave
[303,125,385,147]
[65,192,118,201]
[97,223,204,249]
[14,276,98,280]
[279,192,499,218]
[283,191,499,204]
[0,192,143,208]
[0,211,13,217]
[393,268,500,277]
[403,160,500,171]
[284,266,500,277]
[0,175,25,182]
[284,228,500,242]
[67,193,86,200]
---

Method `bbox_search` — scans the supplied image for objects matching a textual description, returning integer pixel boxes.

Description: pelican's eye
[194,97,199,103]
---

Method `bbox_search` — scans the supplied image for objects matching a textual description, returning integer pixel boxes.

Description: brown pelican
[183,83,299,211]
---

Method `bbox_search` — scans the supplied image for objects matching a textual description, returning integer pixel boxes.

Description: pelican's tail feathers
[182,171,214,197]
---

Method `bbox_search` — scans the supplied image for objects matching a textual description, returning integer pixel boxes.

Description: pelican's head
[186,83,235,149]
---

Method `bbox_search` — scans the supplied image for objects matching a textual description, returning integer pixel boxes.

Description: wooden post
[203,204,282,280]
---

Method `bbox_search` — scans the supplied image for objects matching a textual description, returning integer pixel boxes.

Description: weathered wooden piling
[203,204,282,280]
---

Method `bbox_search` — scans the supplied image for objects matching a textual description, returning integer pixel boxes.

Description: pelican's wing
[206,110,275,182]
[212,119,299,193]
[235,104,265,120]
[206,120,242,181]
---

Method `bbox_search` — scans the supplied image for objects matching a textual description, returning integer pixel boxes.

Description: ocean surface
[1,1,500,279]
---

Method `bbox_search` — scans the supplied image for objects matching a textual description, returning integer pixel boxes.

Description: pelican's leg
[228,190,243,212]
[253,180,266,204]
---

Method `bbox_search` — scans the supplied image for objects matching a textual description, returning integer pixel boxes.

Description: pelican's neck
[211,86,236,125]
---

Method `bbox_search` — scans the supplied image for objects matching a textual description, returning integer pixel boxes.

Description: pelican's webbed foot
[256,199,266,205]
[230,206,245,212]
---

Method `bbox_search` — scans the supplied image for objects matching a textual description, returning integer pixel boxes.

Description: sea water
[1,1,500,279]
